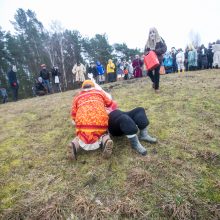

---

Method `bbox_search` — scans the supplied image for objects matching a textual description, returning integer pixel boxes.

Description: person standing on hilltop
[40,64,51,93]
[7,65,19,101]
[144,27,167,93]
[106,59,116,82]
[212,40,220,68]
[72,61,86,88]
[132,55,143,78]
[51,66,62,92]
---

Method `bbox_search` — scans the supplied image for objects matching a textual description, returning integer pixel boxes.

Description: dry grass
[0,69,220,219]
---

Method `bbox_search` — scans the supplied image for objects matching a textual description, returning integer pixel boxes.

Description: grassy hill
[0,70,220,219]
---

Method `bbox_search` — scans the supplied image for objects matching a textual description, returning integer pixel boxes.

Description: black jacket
[7,70,18,87]
[145,38,167,64]
[40,69,50,80]
[88,66,99,77]
[51,68,60,77]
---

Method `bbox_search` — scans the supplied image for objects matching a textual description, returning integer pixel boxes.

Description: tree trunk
[60,36,67,89]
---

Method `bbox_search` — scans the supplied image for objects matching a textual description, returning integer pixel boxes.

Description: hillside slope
[0,70,220,219]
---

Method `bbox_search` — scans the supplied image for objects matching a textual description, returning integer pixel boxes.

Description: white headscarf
[145,27,162,50]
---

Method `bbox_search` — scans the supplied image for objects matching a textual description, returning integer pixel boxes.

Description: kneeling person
[68,80,117,160]
[35,77,47,96]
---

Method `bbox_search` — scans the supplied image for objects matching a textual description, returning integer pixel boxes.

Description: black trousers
[11,86,18,101]
[147,65,160,90]
[108,107,149,136]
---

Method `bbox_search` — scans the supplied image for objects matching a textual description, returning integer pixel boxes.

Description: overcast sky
[0,0,220,51]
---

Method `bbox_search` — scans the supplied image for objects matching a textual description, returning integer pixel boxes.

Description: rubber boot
[128,135,147,156]
[139,128,157,143]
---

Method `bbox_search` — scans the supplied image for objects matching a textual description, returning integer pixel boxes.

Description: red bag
[124,69,128,74]
[144,51,160,71]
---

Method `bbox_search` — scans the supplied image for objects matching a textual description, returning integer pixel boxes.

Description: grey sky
[0,0,220,50]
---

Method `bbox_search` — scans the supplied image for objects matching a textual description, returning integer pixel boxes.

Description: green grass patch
[0,70,220,219]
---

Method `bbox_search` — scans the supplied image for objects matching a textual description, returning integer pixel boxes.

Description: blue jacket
[96,62,105,75]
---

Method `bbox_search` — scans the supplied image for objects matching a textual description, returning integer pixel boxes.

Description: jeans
[43,79,51,93]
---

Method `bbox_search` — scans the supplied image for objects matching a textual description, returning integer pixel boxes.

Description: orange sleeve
[71,96,78,121]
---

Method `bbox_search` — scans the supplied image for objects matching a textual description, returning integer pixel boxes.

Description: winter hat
[82,80,95,89]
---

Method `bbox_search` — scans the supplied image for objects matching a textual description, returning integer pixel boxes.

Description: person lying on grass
[89,74,157,156]
[68,80,117,160]
[108,106,157,156]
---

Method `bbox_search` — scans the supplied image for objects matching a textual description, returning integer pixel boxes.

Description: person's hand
[13,82,17,86]
[71,120,75,126]
[144,51,149,56]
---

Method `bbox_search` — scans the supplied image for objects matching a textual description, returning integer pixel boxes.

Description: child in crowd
[116,59,124,81]
[176,48,185,73]
[0,88,8,103]
[96,61,105,84]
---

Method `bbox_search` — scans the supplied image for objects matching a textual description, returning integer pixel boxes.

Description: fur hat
[82,80,95,89]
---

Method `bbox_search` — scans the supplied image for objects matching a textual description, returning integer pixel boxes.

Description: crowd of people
[163,41,220,74]
[1,27,220,103]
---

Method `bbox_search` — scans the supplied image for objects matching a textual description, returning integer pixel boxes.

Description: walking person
[144,27,167,93]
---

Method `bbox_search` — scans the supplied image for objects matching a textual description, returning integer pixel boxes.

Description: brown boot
[67,137,80,160]
[102,134,113,159]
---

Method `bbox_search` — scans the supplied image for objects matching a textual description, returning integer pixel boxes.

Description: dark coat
[7,70,18,87]
[145,38,167,64]
[51,68,60,77]
[40,69,50,80]
[35,82,46,92]
[88,66,99,78]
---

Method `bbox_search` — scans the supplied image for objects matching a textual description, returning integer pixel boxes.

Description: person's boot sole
[67,142,76,160]
[102,139,113,159]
